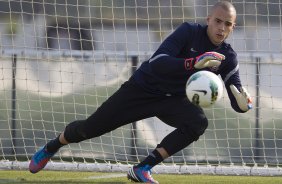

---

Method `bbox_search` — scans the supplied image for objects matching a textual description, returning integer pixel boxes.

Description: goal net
[0,0,282,176]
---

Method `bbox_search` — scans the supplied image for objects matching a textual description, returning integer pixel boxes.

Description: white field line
[86,173,126,180]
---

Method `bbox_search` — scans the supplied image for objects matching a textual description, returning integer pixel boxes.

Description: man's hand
[194,52,225,69]
[185,51,225,70]
[230,84,252,112]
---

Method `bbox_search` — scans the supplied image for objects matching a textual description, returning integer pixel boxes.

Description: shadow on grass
[0,179,128,184]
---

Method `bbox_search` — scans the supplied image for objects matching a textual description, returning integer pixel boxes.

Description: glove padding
[194,51,225,69]
[230,85,252,112]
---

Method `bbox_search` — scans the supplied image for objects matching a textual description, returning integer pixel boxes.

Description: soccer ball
[186,71,223,107]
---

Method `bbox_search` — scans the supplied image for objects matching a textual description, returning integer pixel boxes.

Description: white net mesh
[0,0,282,175]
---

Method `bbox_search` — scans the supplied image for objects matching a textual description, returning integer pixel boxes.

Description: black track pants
[64,79,208,156]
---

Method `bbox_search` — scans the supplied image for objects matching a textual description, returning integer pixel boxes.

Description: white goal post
[0,0,282,176]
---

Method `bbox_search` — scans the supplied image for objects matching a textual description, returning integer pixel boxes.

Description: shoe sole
[127,168,140,182]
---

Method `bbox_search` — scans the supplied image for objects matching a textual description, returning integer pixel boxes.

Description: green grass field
[0,170,281,184]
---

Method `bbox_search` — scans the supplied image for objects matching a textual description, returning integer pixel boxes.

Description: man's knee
[158,117,208,156]
[180,117,208,142]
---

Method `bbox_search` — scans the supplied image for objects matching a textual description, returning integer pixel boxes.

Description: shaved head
[210,1,236,21]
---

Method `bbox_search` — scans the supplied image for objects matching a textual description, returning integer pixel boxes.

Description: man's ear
[206,16,210,25]
[232,23,236,30]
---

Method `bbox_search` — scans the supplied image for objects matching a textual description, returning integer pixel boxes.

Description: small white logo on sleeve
[190,48,197,52]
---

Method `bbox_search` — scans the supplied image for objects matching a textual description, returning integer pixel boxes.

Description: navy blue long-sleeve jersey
[132,22,244,112]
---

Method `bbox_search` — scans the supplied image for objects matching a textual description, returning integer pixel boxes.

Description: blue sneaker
[29,146,55,173]
[127,165,159,183]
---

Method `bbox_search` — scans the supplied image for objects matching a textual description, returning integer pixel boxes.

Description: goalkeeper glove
[185,51,225,70]
[230,84,252,112]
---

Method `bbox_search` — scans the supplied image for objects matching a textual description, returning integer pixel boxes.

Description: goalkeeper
[29,1,252,183]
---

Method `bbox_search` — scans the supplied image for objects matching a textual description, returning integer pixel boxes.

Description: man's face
[206,6,236,46]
